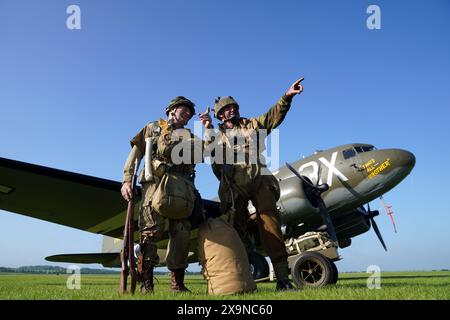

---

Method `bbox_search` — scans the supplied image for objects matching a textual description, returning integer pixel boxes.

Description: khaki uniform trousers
[139,202,191,271]
[225,177,288,264]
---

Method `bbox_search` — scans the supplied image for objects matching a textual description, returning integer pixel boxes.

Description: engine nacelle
[334,210,371,240]
[277,176,319,225]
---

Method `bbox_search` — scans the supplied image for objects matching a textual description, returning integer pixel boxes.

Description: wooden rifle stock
[119,159,139,294]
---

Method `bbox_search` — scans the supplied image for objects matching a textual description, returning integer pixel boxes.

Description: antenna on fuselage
[380,196,397,233]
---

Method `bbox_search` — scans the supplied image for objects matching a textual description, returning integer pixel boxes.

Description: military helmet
[165,96,196,119]
[214,96,239,119]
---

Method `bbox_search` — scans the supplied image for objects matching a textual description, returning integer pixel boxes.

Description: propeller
[364,203,387,251]
[285,162,339,246]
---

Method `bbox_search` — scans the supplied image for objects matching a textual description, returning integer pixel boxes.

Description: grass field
[0,271,449,300]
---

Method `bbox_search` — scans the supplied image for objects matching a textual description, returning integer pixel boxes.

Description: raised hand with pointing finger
[285,77,304,98]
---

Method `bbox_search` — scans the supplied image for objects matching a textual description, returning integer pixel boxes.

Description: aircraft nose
[395,149,416,171]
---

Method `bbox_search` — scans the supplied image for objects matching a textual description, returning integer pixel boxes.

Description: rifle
[119,159,139,294]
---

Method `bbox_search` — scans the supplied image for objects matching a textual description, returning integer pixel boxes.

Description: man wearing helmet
[199,78,304,290]
[121,96,199,294]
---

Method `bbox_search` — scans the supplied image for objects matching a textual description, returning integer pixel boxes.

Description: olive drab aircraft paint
[0,142,415,287]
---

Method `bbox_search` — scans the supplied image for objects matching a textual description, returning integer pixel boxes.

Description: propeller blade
[285,162,315,188]
[286,162,338,246]
[317,197,339,245]
[370,218,387,251]
[317,163,322,186]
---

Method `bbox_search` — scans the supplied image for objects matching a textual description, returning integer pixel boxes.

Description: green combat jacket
[209,94,293,212]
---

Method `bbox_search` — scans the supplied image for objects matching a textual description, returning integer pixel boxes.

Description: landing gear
[329,258,338,284]
[286,231,340,287]
[291,252,337,287]
[248,251,269,280]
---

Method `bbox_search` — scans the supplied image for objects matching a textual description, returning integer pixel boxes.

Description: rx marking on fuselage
[297,151,348,187]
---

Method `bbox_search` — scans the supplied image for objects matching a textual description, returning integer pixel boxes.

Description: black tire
[291,252,334,288]
[248,251,269,280]
[329,259,338,284]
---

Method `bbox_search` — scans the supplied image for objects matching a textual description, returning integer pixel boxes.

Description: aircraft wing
[0,157,221,240]
[0,157,138,238]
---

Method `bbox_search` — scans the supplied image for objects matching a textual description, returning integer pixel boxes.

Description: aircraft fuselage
[273,143,415,238]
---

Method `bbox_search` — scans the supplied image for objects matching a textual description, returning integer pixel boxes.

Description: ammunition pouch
[152,159,167,178]
[139,159,167,184]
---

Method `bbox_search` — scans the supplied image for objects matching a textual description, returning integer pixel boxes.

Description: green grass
[0,271,449,300]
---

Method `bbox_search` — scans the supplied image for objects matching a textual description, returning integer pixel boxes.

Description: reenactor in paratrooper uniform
[199,78,304,290]
[121,96,200,294]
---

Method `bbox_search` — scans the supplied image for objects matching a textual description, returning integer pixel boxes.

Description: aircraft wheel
[329,259,338,284]
[248,251,269,280]
[291,252,334,288]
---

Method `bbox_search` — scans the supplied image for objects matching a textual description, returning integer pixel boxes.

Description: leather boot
[140,262,154,294]
[273,260,296,291]
[170,269,190,293]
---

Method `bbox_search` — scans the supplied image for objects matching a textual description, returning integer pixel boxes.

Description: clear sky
[1,0,449,272]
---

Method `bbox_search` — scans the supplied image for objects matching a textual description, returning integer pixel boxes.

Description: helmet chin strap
[223,114,239,125]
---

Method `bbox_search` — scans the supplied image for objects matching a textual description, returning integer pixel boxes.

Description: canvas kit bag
[197,217,256,295]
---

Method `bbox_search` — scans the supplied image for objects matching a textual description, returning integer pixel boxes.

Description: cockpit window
[343,148,356,159]
[344,145,375,159]
[355,145,375,153]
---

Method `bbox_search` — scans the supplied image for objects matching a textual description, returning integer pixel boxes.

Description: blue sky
[1,0,449,272]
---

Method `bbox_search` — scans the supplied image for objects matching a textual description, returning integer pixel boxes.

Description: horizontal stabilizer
[46,253,120,268]
[46,250,199,268]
